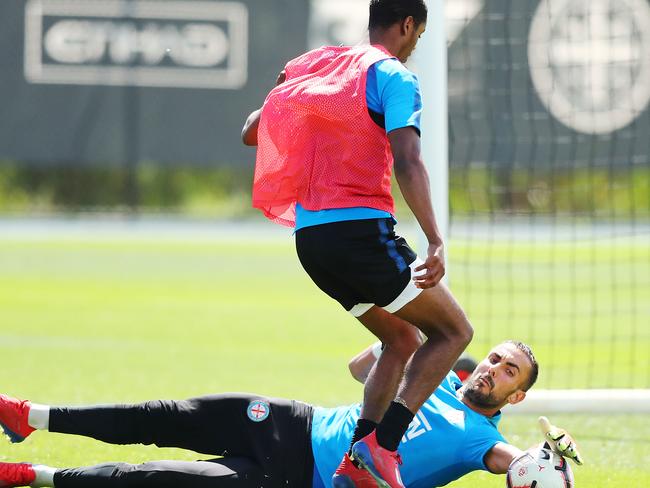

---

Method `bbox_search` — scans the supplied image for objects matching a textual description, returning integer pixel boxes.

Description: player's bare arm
[241,109,261,146]
[349,333,424,384]
[389,127,445,288]
[484,416,584,476]
[242,71,287,146]
[348,343,381,383]
[484,442,524,474]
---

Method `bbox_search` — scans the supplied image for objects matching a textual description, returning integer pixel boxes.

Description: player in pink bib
[243,2,474,487]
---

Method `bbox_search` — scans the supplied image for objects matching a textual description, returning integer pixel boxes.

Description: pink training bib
[253,45,396,227]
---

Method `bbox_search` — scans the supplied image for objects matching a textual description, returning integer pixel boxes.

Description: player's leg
[349,223,472,487]
[332,308,421,487]
[0,392,211,448]
[352,308,421,428]
[55,459,264,488]
[2,392,297,460]
[46,394,257,456]
[51,394,311,460]
[295,221,420,450]
[56,395,313,487]
[295,220,423,407]
[352,279,472,486]
[0,458,264,488]
[2,394,313,487]
[296,220,430,488]
[392,282,473,414]
[355,225,473,432]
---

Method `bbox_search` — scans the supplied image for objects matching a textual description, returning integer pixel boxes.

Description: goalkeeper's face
[461,343,531,410]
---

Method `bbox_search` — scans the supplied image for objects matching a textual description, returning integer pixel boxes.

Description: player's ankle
[27,404,50,431]
[376,401,414,451]
[32,464,56,487]
[348,418,377,454]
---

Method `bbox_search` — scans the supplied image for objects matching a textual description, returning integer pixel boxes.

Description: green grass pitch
[0,231,648,487]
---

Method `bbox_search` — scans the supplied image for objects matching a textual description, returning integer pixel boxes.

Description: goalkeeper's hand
[538,416,584,465]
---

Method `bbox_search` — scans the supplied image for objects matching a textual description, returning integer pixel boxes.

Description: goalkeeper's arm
[348,342,385,384]
[484,443,525,474]
[484,417,583,474]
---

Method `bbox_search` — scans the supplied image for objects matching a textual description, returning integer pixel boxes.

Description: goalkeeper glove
[538,416,584,465]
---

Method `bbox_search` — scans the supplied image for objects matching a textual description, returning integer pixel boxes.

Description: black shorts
[295,218,421,316]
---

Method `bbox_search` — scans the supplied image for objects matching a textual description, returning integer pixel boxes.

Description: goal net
[443,0,649,403]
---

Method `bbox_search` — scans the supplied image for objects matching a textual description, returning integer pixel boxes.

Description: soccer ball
[506,447,574,488]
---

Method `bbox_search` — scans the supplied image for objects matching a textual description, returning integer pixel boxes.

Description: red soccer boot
[351,431,405,488]
[0,394,35,443]
[332,453,378,488]
[0,462,36,487]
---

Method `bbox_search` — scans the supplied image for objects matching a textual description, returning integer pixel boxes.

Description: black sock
[348,418,378,455]
[375,401,414,451]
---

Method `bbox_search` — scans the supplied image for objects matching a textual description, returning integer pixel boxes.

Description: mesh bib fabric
[253,45,396,227]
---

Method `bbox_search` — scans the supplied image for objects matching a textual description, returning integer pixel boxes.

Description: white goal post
[416,0,449,261]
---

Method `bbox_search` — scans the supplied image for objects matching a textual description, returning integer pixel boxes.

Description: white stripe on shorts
[348,257,425,317]
[349,303,374,317]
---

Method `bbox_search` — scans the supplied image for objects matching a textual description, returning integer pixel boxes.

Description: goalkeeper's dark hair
[505,340,539,391]
[368,0,428,31]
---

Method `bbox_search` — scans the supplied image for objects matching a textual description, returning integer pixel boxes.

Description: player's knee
[454,317,474,348]
[421,315,473,350]
[386,326,422,361]
[399,328,423,358]
[419,312,473,342]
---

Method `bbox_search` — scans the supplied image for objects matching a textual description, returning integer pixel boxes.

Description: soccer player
[0,341,582,488]
[242,2,473,485]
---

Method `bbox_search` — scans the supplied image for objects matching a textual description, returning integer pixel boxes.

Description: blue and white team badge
[247,400,270,422]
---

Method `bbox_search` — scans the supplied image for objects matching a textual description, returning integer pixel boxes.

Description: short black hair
[368,0,428,30]
[505,340,539,391]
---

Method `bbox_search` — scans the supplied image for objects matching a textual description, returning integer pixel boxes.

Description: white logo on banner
[529,0,650,134]
[24,0,249,89]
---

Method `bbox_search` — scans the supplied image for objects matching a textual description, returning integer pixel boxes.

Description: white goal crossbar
[504,389,650,414]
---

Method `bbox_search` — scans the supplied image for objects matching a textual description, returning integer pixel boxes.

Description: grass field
[0,223,648,488]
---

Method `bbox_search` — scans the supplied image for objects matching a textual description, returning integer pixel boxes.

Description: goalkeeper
[0,341,581,488]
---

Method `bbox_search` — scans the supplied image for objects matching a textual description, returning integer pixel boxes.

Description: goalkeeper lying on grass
[0,340,581,488]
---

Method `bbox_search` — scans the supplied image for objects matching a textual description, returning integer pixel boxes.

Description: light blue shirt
[295,58,422,231]
[366,58,422,134]
[310,373,507,488]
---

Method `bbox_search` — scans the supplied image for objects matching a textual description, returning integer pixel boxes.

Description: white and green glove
[538,416,584,465]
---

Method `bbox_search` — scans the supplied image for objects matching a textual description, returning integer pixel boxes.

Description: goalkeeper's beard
[461,376,502,409]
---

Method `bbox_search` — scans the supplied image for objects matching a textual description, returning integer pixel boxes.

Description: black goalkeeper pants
[49,394,314,488]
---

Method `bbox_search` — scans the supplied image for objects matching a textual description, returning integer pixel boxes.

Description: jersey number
[401,411,432,444]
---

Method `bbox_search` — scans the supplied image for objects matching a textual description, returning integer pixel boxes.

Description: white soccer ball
[506,447,574,488]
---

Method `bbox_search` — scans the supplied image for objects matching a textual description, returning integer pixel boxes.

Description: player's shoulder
[285,46,348,78]
[289,46,343,64]
[372,58,419,84]
[440,370,463,392]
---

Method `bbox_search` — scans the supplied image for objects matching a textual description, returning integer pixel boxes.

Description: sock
[32,465,56,487]
[348,418,377,455]
[375,401,414,451]
[28,404,50,430]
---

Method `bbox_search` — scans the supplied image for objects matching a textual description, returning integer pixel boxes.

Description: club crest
[247,400,270,422]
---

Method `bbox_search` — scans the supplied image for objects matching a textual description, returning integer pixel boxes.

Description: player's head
[368,0,428,62]
[461,341,539,411]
